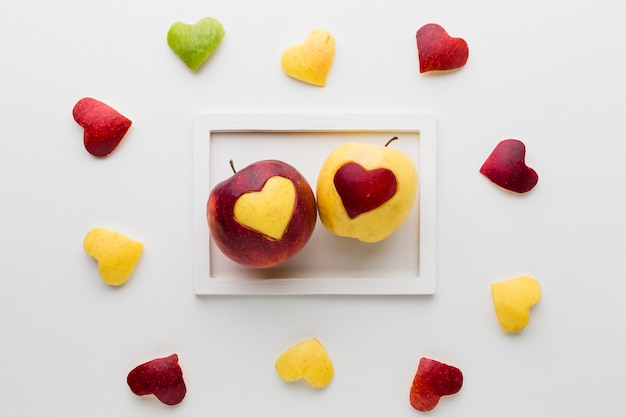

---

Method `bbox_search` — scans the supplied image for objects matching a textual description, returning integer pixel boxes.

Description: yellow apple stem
[385,136,399,147]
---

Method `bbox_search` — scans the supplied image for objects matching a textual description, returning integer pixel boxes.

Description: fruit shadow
[216,223,419,280]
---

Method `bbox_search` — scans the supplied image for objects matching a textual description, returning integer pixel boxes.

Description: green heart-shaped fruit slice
[167,17,225,71]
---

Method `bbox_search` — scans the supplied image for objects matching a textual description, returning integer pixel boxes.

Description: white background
[1,0,624,415]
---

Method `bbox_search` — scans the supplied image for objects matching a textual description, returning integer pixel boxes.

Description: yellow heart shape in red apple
[233,176,296,240]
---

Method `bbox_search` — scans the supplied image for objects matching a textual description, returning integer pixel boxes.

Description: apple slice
[127,354,186,406]
[480,139,538,193]
[410,357,463,412]
[492,276,542,332]
[167,17,225,71]
[416,23,469,73]
[72,97,132,157]
[281,29,336,86]
[83,227,143,286]
[275,338,334,389]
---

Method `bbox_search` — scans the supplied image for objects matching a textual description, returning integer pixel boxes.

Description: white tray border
[192,113,436,295]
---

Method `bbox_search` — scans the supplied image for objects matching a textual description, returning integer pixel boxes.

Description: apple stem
[385,136,399,147]
[229,159,237,174]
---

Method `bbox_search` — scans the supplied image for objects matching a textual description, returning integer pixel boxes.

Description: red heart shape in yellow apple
[333,162,397,218]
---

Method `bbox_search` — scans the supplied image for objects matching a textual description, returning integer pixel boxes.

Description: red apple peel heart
[410,357,463,412]
[416,23,468,73]
[72,97,132,157]
[334,162,398,218]
[480,139,538,193]
[127,353,186,406]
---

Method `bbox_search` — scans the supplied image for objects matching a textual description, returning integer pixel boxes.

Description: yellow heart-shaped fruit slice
[281,29,335,86]
[233,176,296,240]
[84,228,144,286]
[275,338,334,389]
[491,276,542,332]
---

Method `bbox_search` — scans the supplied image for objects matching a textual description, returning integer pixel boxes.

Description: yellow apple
[316,138,418,242]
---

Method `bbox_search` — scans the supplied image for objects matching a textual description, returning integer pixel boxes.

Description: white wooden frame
[192,113,437,295]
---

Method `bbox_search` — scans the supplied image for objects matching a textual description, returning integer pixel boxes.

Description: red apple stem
[229,159,237,174]
[385,136,399,147]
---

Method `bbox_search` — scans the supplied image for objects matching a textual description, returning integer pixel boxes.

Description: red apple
[127,353,186,406]
[416,23,469,73]
[72,97,132,157]
[480,139,538,193]
[207,159,317,268]
[409,357,463,412]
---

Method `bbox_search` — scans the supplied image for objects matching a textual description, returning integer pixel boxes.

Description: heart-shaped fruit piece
[334,162,397,218]
[275,338,334,389]
[416,23,468,73]
[127,353,186,406]
[84,227,143,286]
[234,176,296,240]
[410,357,463,412]
[492,276,542,332]
[480,139,538,193]
[281,29,335,86]
[72,97,132,157]
[167,17,225,71]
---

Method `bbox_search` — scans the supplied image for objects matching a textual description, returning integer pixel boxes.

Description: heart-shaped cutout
[410,358,463,412]
[492,276,542,332]
[333,162,398,218]
[127,354,186,406]
[281,29,335,86]
[275,338,334,389]
[233,176,296,240]
[167,17,225,71]
[84,227,143,286]
[72,97,132,157]
[416,23,469,73]
[480,139,538,193]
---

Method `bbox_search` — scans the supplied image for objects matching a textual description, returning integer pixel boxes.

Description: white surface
[1,1,625,416]
[193,113,436,294]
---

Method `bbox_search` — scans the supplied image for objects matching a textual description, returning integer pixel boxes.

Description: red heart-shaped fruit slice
[410,357,463,412]
[72,97,132,157]
[333,162,397,218]
[480,139,538,193]
[416,23,469,73]
[127,353,186,406]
